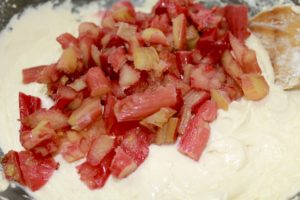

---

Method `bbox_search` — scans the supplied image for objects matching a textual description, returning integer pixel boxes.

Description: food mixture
[1,1,300,200]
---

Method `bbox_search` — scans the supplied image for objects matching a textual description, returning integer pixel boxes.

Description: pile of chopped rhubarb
[1,0,269,191]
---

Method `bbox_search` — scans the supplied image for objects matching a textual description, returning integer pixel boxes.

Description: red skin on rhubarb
[178,112,210,161]
[22,64,60,84]
[114,85,177,122]
[18,151,58,191]
[77,150,115,189]
[86,67,111,97]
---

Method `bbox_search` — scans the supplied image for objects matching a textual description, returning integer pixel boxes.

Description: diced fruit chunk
[114,85,177,122]
[110,147,137,179]
[87,135,115,166]
[172,13,187,50]
[111,1,136,24]
[155,117,179,145]
[18,151,58,191]
[210,89,231,110]
[68,98,102,131]
[77,151,115,189]
[197,100,218,122]
[133,47,159,71]
[229,33,261,74]
[141,28,168,45]
[24,109,68,130]
[22,65,59,84]
[86,67,111,97]
[57,47,78,74]
[119,65,140,88]
[178,113,210,161]
[240,74,269,100]
[60,131,85,163]
[221,50,243,81]
[21,121,56,150]
[140,107,176,130]
[1,151,25,185]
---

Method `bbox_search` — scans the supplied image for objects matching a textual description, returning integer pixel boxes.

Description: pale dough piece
[250,6,300,90]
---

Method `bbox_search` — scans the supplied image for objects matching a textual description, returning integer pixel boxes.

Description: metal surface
[0,0,299,199]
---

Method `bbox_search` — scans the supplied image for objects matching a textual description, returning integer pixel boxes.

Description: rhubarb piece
[19,93,41,132]
[189,6,222,31]
[240,73,269,100]
[103,94,117,133]
[68,78,87,92]
[190,65,226,91]
[210,89,231,110]
[56,33,78,49]
[221,50,243,82]
[24,109,68,130]
[225,5,250,41]
[197,100,218,122]
[87,135,115,166]
[57,47,78,74]
[86,67,111,97]
[78,22,99,38]
[114,85,177,122]
[178,112,210,161]
[111,1,136,24]
[155,117,179,145]
[91,45,101,66]
[178,90,209,135]
[186,25,200,49]
[53,86,77,110]
[229,33,261,74]
[172,13,187,50]
[141,28,169,46]
[133,46,159,71]
[110,147,137,179]
[119,64,140,88]
[79,36,93,68]
[77,151,115,189]
[116,22,137,42]
[22,64,59,84]
[18,151,58,191]
[68,97,102,131]
[60,131,85,162]
[140,107,176,130]
[108,47,127,73]
[21,121,56,150]
[1,151,25,185]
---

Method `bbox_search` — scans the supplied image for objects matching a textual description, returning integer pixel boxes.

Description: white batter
[1,1,300,200]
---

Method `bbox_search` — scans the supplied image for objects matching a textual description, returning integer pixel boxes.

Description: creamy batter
[1,1,300,200]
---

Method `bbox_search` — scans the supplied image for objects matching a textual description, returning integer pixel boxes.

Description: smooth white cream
[1,1,300,200]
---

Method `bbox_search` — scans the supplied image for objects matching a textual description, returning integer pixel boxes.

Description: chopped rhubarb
[196,100,218,122]
[133,46,160,71]
[221,50,243,82]
[68,97,102,131]
[18,151,58,191]
[78,22,100,38]
[172,13,187,50]
[77,150,115,189]
[111,1,136,24]
[225,5,250,41]
[24,109,68,130]
[86,67,111,97]
[21,121,56,150]
[108,47,127,73]
[229,33,262,74]
[240,73,269,101]
[60,132,85,163]
[119,64,141,88]
[210,89,231,110]
[178,112,210,161]
[56,33,78,49]
[57,47,79,74]
[1,150,25,185]
[87,135,115,166]
[155,117,179,145]
[140,107,176,130]
[110,147,137,179]
[22,64,59,84]
[141,28,169,46]
[114,85,177,122]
